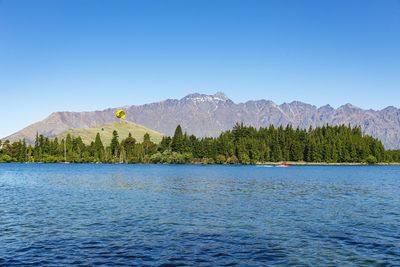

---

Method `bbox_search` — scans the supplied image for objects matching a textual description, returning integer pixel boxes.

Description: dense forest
[1,124,400,164]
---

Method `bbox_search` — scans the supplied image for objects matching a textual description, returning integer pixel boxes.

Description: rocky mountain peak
[318,104,334,112]
[339,103,360,110]
[213,92,229,101]
[182,92,230,103]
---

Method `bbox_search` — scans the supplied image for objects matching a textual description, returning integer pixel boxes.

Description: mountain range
[3,92,400,149]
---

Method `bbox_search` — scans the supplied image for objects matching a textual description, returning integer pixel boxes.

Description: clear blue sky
[1,0,399,138]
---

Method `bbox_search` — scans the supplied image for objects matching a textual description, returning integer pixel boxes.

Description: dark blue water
[0,164,399,266]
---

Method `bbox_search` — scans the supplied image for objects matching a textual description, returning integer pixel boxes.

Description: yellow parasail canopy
[115,109,126,119]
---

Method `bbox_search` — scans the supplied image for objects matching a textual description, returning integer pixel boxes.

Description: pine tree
[142,133,155,155]
[159,136,172,152]
[110,130,119,158]
[94,133,104,162]
[122,133,136,161]
[171,125,184,152]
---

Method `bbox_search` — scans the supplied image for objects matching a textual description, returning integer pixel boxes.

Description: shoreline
[1,161,400,166]
[256,161,400,166]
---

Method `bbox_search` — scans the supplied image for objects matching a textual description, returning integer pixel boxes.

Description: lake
[0,164,399,266]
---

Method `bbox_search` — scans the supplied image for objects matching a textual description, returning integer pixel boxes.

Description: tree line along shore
[1,124,400,164]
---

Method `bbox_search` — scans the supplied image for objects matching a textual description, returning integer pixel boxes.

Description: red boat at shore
[276,163,289,167]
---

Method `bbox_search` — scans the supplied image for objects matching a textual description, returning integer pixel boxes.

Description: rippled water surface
[1,164,399,266]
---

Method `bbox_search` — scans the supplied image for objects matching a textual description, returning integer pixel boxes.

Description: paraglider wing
[115,109,126,119]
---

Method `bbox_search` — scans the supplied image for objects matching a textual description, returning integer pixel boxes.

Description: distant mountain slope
[57,121,163,145]
[3,92,400,149]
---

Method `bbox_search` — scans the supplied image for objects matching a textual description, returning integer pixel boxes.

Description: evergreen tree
[110,130,119,158]
[122,133,136,161]
[94,133,105,162]
[171,125,184,152]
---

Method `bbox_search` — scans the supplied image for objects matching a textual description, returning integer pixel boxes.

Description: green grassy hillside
[57,121,164,145]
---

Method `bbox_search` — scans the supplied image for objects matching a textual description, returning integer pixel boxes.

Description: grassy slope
[57,121,164,145]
